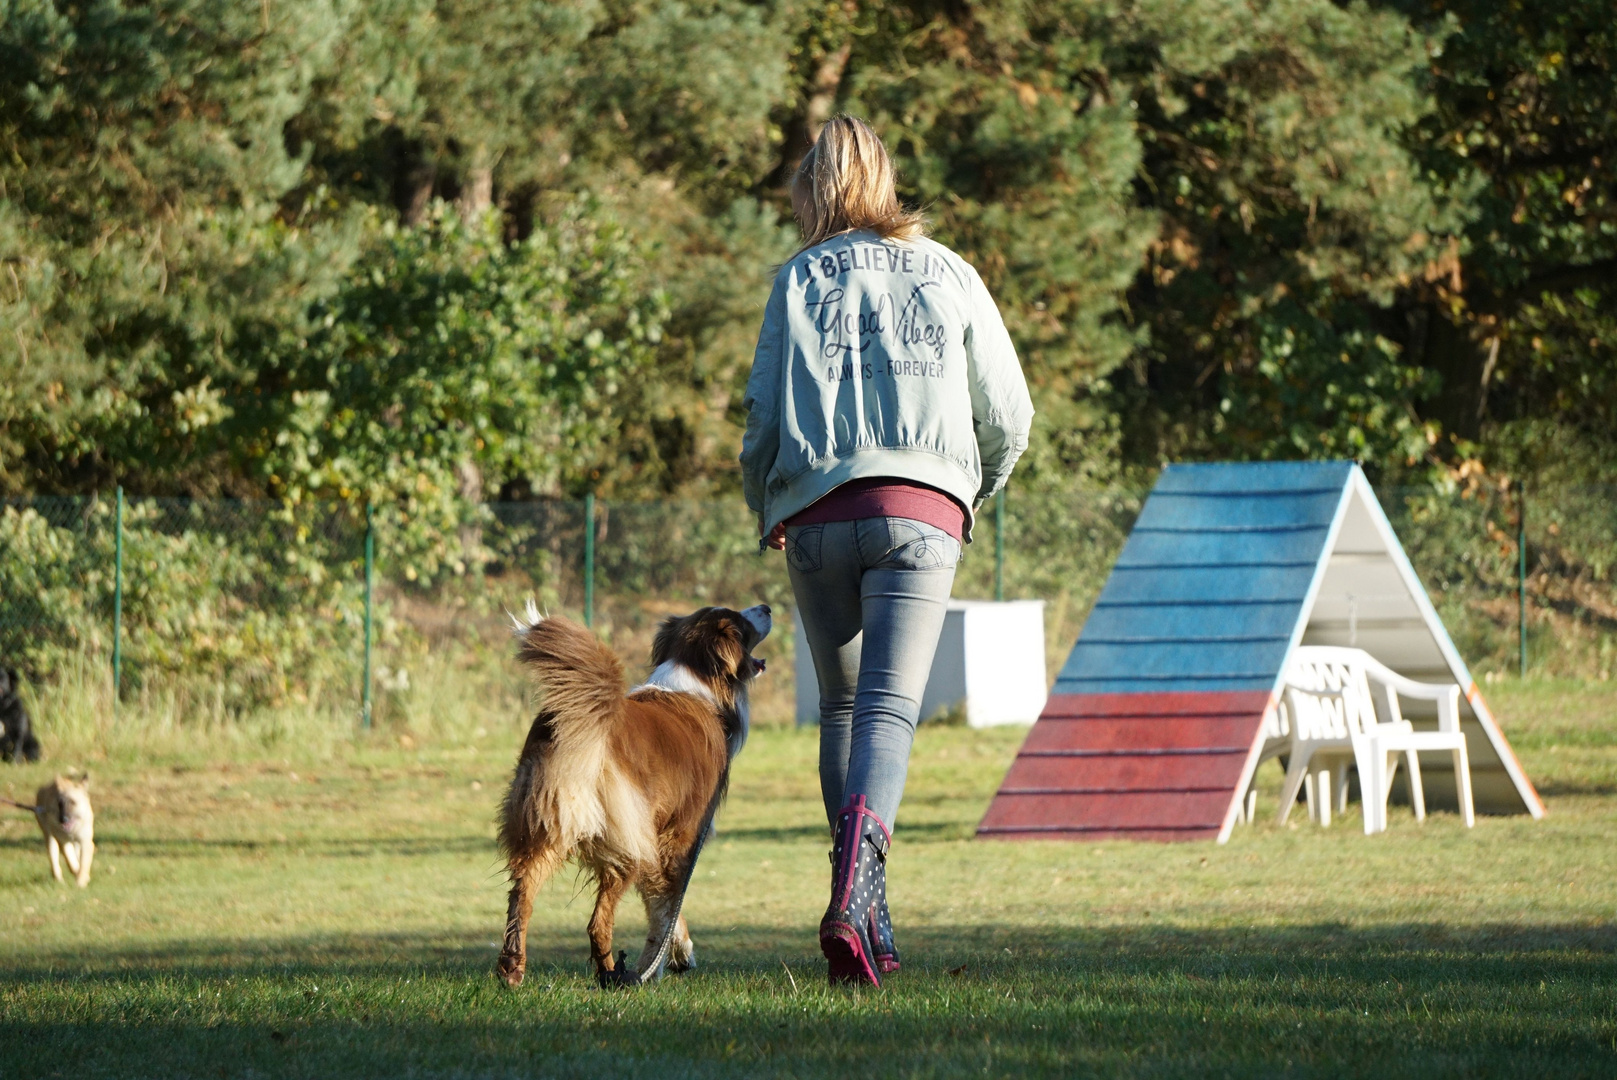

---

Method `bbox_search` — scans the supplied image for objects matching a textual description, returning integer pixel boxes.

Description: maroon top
[783,477,966,541]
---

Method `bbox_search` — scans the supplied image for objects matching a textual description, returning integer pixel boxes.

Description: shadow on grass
[716,820,962,843]
[0,834,499,858]
[1533,780,1617,798]
[4,924,1616,1078]
[4,920,1615,981]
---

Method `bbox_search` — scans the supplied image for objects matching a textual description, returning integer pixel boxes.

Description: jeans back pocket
[863,518,960,571]
[785,524,825,574]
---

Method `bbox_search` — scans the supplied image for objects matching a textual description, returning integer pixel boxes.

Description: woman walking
[740,116,1034,986]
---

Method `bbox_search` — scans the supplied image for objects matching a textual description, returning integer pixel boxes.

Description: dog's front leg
[588,870,631,980]
[74,839,93,888]
[637,890,696,977]
[667,914,696,973]
[45,834,62,883]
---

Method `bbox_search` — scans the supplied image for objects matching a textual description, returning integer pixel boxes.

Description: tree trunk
[457,458,484,569]
[457,145,494,220]
[389,134,438,226]
[780,40,853,180]
[1413,303,1490,442]
[804,42,852,148]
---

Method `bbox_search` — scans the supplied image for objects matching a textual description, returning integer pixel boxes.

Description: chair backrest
[1284,650,1381,740]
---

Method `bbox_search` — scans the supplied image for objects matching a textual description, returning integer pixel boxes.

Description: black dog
[0,667,41,763]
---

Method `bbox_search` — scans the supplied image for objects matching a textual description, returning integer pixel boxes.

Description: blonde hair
[792,116,925,253]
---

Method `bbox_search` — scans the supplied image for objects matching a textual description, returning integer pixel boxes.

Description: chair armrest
[1292,646,1465,733]
[1361,660,1464,731]
[1435,684,1462,734]
[1358,656,1458,702]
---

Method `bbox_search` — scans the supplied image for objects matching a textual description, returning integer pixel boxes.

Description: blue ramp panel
[1052,462,1346,699]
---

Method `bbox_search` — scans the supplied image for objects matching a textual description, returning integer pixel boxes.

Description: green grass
[2,679,1616,1077]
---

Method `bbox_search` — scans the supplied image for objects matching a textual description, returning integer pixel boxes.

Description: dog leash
[0,797,38,813]
[597,765,731,990]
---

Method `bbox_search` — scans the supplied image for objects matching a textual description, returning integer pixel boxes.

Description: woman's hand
[759,516,787,551]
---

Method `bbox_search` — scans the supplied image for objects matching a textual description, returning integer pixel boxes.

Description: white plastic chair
[1275,646,1475,834]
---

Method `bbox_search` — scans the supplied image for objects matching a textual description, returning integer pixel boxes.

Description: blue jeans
[787,517,960,829]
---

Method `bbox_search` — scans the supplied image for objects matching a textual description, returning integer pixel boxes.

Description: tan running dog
[3,775,96,887]
[496,600,771,988]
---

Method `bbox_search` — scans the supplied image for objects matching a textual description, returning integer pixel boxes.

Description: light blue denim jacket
[740,230,1034,542]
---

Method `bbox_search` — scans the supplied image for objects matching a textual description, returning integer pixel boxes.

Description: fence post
[1518,481,1527,680]
[113,485,124,703]
[994,487,1006,602]
[583,492,596,628]
[363,502,374,728]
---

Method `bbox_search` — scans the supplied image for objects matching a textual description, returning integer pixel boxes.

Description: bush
[0,498,370,712]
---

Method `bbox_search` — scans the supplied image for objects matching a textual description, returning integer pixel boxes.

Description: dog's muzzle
[741,604,772,641]
[741,605,772,675]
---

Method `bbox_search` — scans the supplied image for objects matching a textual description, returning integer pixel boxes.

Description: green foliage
[1369,0,1617,469]
[605,191,798,496]
[0,0,365,494]
[844,0,1157,481]
[0,499,367,707]
[3,0,1614,699]
[228,203,667,581]
[6,0,1611,505]
[786,0,1481,481]
[1213,302,1437,463]
[1383,480,1617,680]
[0,504,113,666]
[1110,0,1468,474]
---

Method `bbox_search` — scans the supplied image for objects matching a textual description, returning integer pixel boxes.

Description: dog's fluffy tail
[510,601,626,725]
[504,602,625,853]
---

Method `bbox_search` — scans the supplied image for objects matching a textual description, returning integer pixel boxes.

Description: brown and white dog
[495,600,771,988]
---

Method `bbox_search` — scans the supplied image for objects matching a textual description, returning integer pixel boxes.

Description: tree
[1370,0,1617,481]
[224,204,667,577]
[6,0,1608,509]
[789,0,1463,479]
[0,0,363,495]
[1104,0,1467,475]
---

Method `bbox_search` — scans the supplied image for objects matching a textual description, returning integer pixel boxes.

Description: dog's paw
[667,939,697,974]
[495,954,526,988]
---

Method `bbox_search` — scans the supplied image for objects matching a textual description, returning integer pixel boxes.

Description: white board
[795,600,1046,728]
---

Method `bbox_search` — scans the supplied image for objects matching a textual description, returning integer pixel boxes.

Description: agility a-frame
[978,461,1542,843]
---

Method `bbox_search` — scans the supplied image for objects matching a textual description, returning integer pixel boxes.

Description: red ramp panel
[978,462,1354,843]
[978,691,1270,841]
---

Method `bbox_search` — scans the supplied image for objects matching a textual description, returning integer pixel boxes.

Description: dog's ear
[650,615,684,667]
[710,616,748,680]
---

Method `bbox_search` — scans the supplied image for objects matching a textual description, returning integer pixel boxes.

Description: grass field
[2,678,1615,1078]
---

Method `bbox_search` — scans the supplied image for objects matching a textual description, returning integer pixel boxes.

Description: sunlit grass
[1,679,1614,1077]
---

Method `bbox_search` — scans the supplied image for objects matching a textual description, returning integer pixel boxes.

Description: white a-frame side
[1281,467,1544,818]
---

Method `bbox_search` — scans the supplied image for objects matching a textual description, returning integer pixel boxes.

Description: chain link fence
[1380,484,1617,681]
[0,494,370,717]
[2,483,1613,726]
